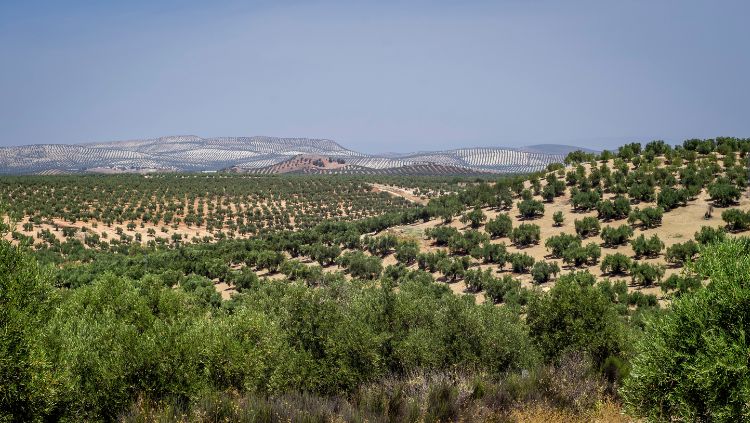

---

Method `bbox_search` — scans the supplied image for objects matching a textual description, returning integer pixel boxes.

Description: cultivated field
[0,174,421,247]
[4,137,750,421]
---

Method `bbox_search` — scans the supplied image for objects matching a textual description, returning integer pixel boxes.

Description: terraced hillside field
[238,156,501,176]
[207,140,750,303]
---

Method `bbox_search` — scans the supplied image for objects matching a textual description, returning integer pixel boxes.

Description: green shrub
[544,233,581,258]
[508,252,535,273]
[631,234,664,258]
[0,238,55,421]
[656,186,688,211]
[600,224,634,247]
[485,274,528,305]
[425,226,460,246]
[597,279,629,305]
[395,239,420,265]
[437,256,470,282]
[485,214,513,238]
[574,216,601,238]
[571,190,601,211]
[707,179,741,207]
[627,291,658,308]
[694,225,726,245]
[721,208,750,232]
[628,207,664,229]
[665,240,699,265]
[622,238,750,421]
[365,234,398,257]
[628,183,656,203]
[473,241,506,265]
[552,211,564,226]
[460,207,486,229]
[464,268,494,293]
[518,199,545,219]
[630,262,665,286]
[337,251,383,280]
[562,242,601,267]
[600,253,632,275]
[417,250,448,272]
[233,268,260,292]
[308,243,342,266]
[448,230,489,255]
[531,261,560,284]
[510,223,541,247]
[527,271,628,365]
[596,196,631,221]
[660,273,702,297]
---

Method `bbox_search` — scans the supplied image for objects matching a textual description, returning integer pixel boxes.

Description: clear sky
[1,0,748,152]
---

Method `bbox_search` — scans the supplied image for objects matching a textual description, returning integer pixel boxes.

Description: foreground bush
[527,271,629,366]
[0,235,55,421]
[622,237,750,421]
[2,237,543,420]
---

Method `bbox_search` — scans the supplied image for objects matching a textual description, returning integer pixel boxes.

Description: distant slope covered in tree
[0,135,572,175]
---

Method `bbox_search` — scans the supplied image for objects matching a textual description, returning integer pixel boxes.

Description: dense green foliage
[484,213,513,238]
[510,223,541,247]
[600,253,632,275]
[630,262,665,286]
[708,179,742,207]
[623,238,750,421]
[552,210,564,226]
[597,196,631,220]
[665,240,699,265]
[527,271,629,365]
[544,233,581,258]
[1,234,543,421]
[722,208,750,232]
[631,234,665,258]
[459,206,486,228]
[628,206,664,229]
[694,225,727,245]
[517,198,545,219]
[0,235,55,421]
[531,260,560,284]
[574,216,601,238]
[600,224,634,247]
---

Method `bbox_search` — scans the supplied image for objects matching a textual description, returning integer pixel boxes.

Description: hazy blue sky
[1,1,748,152]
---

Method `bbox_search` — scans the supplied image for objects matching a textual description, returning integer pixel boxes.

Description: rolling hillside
[0,135,569,175]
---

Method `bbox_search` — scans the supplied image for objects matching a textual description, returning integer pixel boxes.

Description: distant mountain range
[0,136,589,175]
